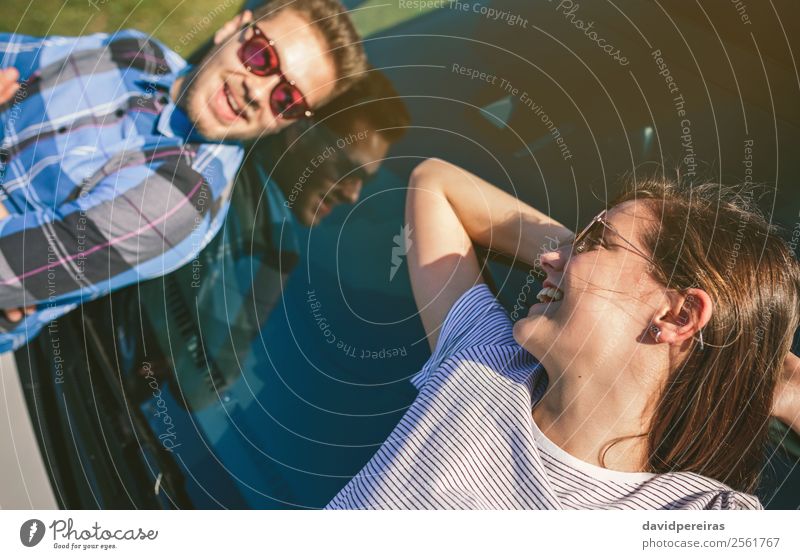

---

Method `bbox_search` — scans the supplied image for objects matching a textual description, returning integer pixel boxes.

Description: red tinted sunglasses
[237,22,313,120]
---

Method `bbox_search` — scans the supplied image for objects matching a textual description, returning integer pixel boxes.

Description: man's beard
[175,66,220,141]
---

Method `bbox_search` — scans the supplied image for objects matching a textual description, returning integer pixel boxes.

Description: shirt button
[115,108,125,117]
[57,126,67,134]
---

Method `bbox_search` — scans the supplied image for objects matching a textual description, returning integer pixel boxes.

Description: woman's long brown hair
[611,178,800,493]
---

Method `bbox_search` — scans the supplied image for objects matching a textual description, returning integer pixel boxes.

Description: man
[271,70,409,227]
[0,0,367,352]
[131,70,410,411]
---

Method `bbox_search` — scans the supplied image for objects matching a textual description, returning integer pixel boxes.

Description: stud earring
[649,324,662,343]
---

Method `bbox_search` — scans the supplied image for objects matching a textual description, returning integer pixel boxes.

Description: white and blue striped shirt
[327,284,762,510]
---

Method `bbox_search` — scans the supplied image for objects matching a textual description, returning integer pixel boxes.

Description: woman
[326,158,800,510]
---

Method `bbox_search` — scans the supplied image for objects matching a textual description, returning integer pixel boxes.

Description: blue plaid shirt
[0,30,244,352]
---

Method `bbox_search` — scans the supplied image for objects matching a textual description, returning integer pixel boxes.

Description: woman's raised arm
[405,158,572,351]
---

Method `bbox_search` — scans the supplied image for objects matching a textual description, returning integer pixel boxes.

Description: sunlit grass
[348,0,440,38]
[1,0,243,55]
[1,0,440,55]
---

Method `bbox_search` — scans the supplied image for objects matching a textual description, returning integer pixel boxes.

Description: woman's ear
[213,10,254,45]
[651,288,713,347]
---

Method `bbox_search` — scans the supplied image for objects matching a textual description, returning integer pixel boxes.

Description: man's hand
[773,352,800,434]
[0,67,20,104]
[2,306,36,323]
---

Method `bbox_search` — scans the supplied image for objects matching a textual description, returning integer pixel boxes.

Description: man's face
[288,124,390,227]
[178,10,337,141]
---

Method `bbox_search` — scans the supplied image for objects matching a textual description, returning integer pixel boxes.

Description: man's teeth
[226,86,242,114]
[536,286,564,303]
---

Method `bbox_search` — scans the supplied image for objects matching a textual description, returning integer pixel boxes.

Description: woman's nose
[539,245,569,272]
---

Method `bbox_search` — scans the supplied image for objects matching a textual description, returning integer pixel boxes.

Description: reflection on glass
[132,69,410,414]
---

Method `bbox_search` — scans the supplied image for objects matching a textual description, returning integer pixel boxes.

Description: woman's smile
[536,285,564,304]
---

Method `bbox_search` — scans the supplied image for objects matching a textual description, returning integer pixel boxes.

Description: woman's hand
[0,67,20,104]
[773,352,800,434]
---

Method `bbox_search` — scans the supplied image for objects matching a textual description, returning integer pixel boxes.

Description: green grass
[1,0,440,56]
[348,0,440,38]
[2,0,243,56]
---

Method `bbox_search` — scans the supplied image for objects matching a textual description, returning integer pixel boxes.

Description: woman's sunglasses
[572,209,706,349]
[237,22,313,120]
[572,209,657,266]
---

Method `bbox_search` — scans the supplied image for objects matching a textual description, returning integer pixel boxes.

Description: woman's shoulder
[644,471,763,510]
[411,283,538,390]
[443,283,519,343]
[704,490,763,510]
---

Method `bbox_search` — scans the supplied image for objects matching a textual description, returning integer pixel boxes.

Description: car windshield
[14,0,800,510]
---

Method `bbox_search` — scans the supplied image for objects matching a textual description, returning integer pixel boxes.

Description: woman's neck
[532,357,662,472]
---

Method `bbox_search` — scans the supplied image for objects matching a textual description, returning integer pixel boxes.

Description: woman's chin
[526,299,561,317]
[513,313,544,342]
[513,302,561,347]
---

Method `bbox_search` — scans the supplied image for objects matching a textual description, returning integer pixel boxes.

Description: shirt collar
[136,65,218,143]
[155,101,202,141]
[135,66,177,93]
